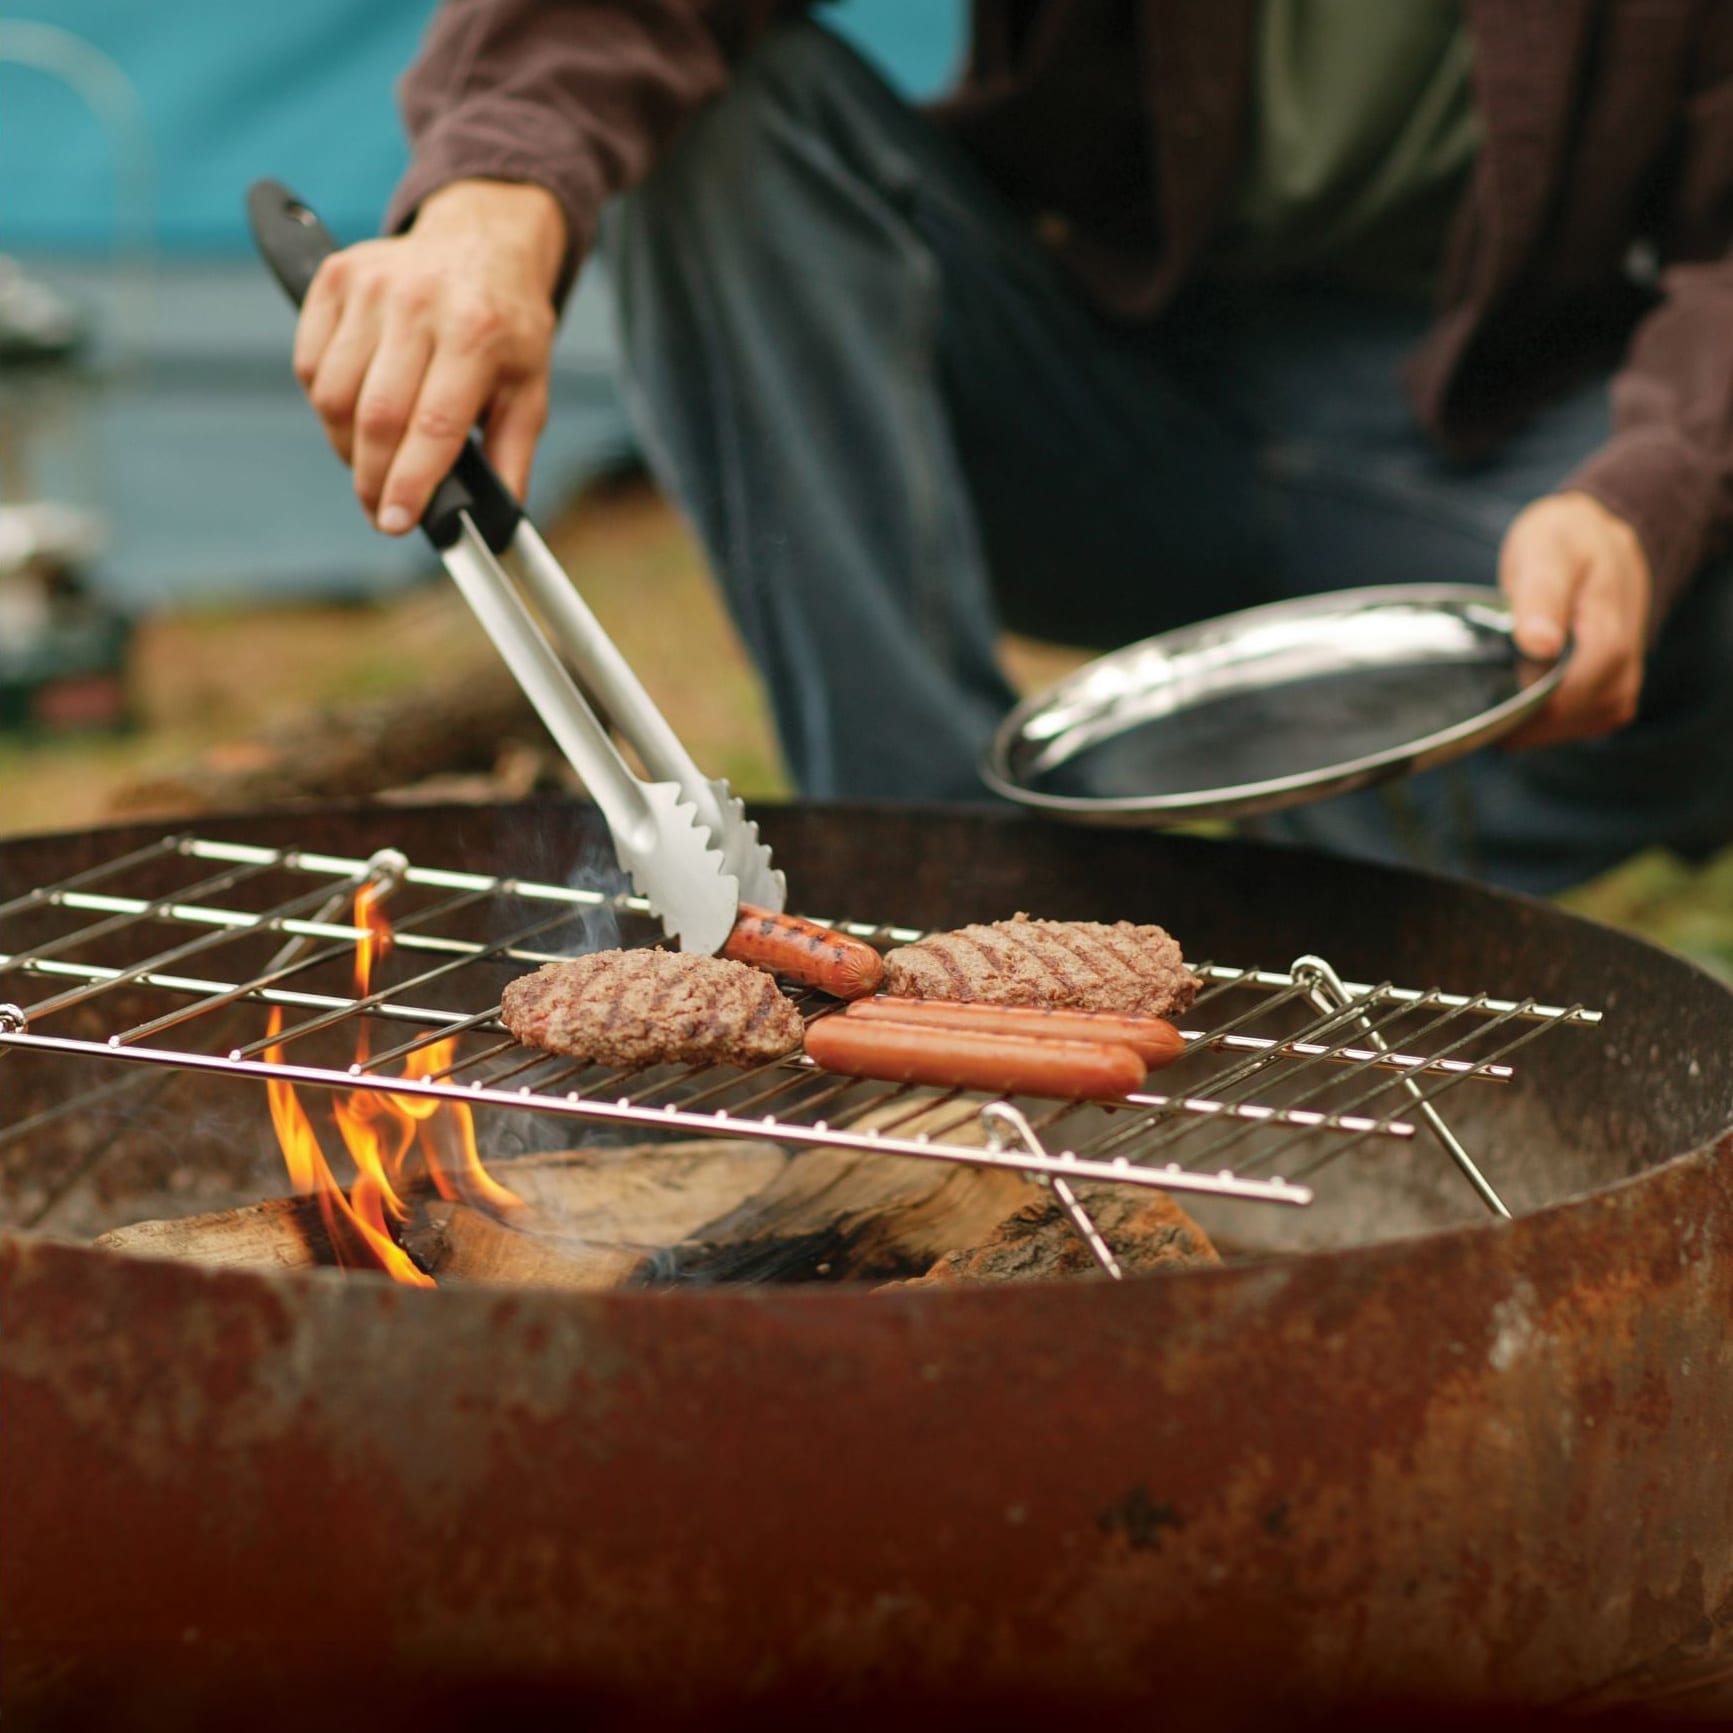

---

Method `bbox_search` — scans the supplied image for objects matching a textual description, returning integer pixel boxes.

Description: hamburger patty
[499,949,805,1068]
[882,913,1200,1018]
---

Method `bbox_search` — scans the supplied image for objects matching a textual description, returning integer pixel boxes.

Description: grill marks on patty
[881,913,1200,1018]
[499,949,805,1069]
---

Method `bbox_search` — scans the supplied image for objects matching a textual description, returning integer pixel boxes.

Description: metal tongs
[246,181,783,954]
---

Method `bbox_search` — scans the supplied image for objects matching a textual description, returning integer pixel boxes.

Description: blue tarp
[1,3,963,604]
[1,1,963,252]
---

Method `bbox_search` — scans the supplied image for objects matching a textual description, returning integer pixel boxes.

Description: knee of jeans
[604,21,863,260]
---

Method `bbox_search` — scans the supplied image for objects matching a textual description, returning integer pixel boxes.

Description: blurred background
[0,0,1726,973]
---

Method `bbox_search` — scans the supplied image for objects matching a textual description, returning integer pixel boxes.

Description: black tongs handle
[245,178,337,306]
[244,178,524,555]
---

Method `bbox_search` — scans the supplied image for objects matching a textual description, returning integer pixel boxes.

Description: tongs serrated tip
[620,783,743,955]
[707,780,785,912]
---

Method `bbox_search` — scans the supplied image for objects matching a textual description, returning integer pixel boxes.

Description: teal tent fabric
[2,1,964,252]
[0,2,963,602]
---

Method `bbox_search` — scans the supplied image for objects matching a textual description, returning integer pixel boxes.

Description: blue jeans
[602,22,1733,895]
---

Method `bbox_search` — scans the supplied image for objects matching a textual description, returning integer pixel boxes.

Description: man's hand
[1497,492,1653,750]
[293,179,567,533]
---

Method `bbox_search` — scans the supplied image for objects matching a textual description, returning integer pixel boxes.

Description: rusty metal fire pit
[2,800,1730,1725]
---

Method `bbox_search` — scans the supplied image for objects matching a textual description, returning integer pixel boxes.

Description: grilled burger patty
[500,949,805,1068]
[882,913,1200,1018]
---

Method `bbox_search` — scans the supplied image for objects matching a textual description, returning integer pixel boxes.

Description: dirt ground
[0,478,786,832]
[2,476,1728,980]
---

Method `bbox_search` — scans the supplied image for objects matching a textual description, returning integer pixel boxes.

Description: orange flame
[265,1007,432,1287]
[351,880,393,1063]
[264,887,521,1285]
[401,1038,524,1216]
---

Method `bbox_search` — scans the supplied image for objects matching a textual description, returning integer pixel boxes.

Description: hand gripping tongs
[246,181,784,954]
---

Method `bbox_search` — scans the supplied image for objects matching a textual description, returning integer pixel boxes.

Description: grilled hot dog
[844,995,1186,1067]
[803,1015,1145,1101]
[724,906,885,999]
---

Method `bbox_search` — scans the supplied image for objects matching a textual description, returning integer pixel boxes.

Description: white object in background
[0,502,107,577]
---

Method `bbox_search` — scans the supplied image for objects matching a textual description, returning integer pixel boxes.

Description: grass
[3,477,1728,981]
[1562,847,1733,984]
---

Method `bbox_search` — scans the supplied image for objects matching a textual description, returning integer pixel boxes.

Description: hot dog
[723,905,885,999]
[844,995,1186,1068]
[803,1015,1145,1101]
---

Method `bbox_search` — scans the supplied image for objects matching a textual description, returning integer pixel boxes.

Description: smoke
[562,818,631,957]
[462,818,639,1181]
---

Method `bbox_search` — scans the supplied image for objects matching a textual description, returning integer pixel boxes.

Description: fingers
[350,315,434,522]
[1499,504,1646,751]
[1499,512,1574,663]
[376,344,497,533]
[302,274,543,532]
[292,258,345,396]
[1542,566,1643,743]
[285,192,564,535]
[484,378,549,500]
[305,287,384,468]
[1507,587,1622,750]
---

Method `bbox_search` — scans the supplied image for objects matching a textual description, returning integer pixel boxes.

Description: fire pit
[2,799,1730,1723]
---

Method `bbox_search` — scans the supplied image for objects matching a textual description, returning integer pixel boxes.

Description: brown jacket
[388,0,1733,633]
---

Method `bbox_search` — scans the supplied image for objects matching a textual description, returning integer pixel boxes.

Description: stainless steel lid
[982,584,1567,826]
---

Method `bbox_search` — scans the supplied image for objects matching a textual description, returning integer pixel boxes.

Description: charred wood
[886,1184,1220,1287]
[90,1132,1212,1290]
[673,1150,1034,1284]
[94,1139,787,1284]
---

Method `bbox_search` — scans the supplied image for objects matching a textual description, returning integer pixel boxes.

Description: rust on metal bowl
[1,802,1730,1723]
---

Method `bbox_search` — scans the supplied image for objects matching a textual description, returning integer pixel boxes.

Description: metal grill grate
[0,834,1603,1274]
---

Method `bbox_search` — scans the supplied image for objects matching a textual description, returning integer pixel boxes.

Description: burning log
[400,1200,654,1290]
[674,1149,1034,1283]
[93,1127,1215,1291]
[887,1184,1220,1287]
[95,1139,788,1285]
[672,1089,1086,1282]
[499,1139,788,1245]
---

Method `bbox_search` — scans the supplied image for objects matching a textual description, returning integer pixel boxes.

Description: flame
[350,880,393,1064]
[401,1037,524,1215]
[265,1008,432,1287]
[264,886,521,1285]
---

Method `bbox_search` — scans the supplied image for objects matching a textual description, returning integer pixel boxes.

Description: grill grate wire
[0,835,1603,1275]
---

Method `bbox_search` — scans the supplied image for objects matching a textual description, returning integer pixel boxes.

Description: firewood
[883,1183,1220,1288]
[497,1139,789,1245]
[93,1139,787,1282]
[91,1130,1207,1291]
[677,1083,1089,1282]
[400,1200,651,1290]
[676,1151,1035,1283]
[95,1194,330,1271]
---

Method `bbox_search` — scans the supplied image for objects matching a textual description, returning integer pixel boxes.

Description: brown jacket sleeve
[1563,8,1733,635]
[384,0,815,302]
